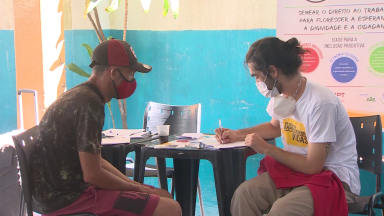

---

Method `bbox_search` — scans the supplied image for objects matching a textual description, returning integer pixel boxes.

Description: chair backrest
[12,126,39,216]
[143,101,201,135]
[350,115,382,176]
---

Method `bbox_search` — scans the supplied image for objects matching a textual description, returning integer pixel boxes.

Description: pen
[219,118,223,144]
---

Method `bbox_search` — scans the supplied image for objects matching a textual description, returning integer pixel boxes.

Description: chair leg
[155,157,168,190]
[22,198,26,216]
[26,202,33,216]
[171,174,175,198]
[197,177,205,216]
[368,196,375,216]
[18,188,23,216]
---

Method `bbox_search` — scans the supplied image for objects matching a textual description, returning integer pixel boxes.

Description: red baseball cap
[89,39,152,73]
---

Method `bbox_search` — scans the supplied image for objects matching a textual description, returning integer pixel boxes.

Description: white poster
[277,0,384,129]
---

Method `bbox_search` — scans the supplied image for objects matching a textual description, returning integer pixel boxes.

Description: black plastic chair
[142,101,201,134]
[12,126,97,216]
[348,115,384,215]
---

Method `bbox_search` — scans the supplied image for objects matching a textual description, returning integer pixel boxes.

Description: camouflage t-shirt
[29,81,105,214]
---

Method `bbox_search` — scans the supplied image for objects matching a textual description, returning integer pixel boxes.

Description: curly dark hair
[245,37,308,78]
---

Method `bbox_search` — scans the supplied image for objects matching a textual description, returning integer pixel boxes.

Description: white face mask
[255,71,280,98]
[273,95,296,119]
[273,76,303,119]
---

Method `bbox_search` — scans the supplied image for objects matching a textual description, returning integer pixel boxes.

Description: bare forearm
[86,168,140,191]
[101,158,141,186]
[237,123,281,140]
[264,144,320,174]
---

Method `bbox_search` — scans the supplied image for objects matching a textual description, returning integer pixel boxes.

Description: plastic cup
[157,125,170,143]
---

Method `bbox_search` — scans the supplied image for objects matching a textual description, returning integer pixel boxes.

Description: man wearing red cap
[29,39,181,216]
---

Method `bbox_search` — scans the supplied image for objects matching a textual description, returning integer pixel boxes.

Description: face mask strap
[117,68,135,83]
[292,75,303,98]
[264,66,278,90]
[263,66,271,83]
[111,77,120,99]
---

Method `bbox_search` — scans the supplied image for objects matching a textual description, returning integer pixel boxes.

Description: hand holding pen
[214,120,239,144]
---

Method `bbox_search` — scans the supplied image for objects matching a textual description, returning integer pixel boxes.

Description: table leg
[211,152,229,216]
[230,150,247,190]
[116,145,126,174]
[174,158,200,216]
[133,146,141,182]
[138,149,149,184]
[218,149,249,216]
[101,146,114,166]
[155,157,168,190]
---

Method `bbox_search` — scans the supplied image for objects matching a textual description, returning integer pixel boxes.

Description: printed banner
[277,0,384,129]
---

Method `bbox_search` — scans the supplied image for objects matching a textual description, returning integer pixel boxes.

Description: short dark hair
[245,37,308,78]
[92,65,109,75]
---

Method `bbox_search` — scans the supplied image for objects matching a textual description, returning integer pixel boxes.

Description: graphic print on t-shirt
[282,118,308,148]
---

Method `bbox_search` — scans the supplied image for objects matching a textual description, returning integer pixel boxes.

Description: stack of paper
[175,133,203,139]
[101,137,131,145]
[101,129,145,145]
[102,129,145,138]
[129,131,152,139]
[198,136,248,149]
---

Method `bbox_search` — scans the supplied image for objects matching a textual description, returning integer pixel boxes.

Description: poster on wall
[277,0,384,130]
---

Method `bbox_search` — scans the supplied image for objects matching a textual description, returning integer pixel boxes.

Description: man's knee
[233,173,271,202]
[233,179,256,200]
[268,197,291,215]
[153,197,181,216]
[154,188,173,199]
[268,187,314,216]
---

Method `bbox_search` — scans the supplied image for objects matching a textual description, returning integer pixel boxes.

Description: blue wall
[65,29,276,132]
[0,30,17,134]
[64,29,384,215]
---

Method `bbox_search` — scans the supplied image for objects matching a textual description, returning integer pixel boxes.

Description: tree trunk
[123,0,128,41]
[93,7,106,41]
[109,107,116,128]
[87,13,102,43]
[120,0,129,128]
[118,100,128,129]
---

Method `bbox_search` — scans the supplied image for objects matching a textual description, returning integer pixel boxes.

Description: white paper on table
[210,141,247,149]
[102,129,145,138]
[199,136,247,149]
[154,142,186,149]
[101,137,131,145]
[151,136,247,149]
[129,131,152,138]
[176,133,203,139]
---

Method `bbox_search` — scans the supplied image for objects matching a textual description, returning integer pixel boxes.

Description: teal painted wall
[65,29,276,132]
[64,29,384,215]
[0,30,17,134]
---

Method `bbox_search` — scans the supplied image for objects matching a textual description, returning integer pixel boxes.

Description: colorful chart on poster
[277,0,384,129]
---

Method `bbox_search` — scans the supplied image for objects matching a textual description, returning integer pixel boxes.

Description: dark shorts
[43,186,160,216]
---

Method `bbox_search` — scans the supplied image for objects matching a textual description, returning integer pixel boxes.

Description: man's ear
[269,65,279,79]
[110,67,117,81]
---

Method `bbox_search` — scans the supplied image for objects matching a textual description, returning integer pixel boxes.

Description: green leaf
[107,36,113,40]
[66,63,91,78]
[81,44,93,59]
[105,0,121,13]
[163,0,169,16]
[84,0,103,18]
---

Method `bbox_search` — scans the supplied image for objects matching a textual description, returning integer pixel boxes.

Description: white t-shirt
[266,79,361,195]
